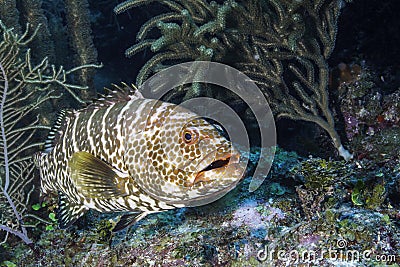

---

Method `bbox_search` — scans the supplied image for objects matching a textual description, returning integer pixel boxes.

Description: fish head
[129,102,246,207]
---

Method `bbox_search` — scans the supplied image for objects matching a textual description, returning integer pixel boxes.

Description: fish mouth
[193,152,240,184]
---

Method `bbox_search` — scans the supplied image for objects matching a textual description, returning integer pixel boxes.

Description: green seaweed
[0,261,16,267]
[95,219,114,244]
[291,158,353,191]
[351,179,387,210]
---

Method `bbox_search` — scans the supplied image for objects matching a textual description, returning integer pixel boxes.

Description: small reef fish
[34,84,245,231]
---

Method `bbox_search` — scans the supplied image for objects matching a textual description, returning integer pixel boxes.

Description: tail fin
[34,110,70,194]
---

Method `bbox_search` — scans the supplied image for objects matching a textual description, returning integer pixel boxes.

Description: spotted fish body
[34,85,245,230]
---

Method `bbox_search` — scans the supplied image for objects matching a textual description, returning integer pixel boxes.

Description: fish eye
[182,128,198,145]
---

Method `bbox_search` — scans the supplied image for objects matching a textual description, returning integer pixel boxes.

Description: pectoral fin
[69,151,130,199]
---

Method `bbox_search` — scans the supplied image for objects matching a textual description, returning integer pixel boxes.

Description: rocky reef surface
[2,141,399,266]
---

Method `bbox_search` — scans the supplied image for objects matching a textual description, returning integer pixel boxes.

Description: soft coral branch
[0,61,33,245]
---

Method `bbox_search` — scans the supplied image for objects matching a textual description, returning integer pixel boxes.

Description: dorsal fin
[85,82,143,110]
[44,110,72,153]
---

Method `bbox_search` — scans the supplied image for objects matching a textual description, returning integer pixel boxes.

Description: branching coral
[0,0,20,33]
[0,0,99,99]
[0,0,56,63]
[0,21,97,245]
[65,0,99,100]
[19,0,56,62]
[115,0,353,160]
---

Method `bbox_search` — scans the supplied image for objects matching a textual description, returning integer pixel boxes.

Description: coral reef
[115,0,353,160]
[2,147,398,266]
[332,62,400,163]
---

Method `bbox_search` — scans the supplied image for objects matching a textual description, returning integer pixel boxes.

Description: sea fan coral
[0,21,96,245]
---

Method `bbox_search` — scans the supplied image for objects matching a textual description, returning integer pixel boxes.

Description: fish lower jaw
[191,152,242,185]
